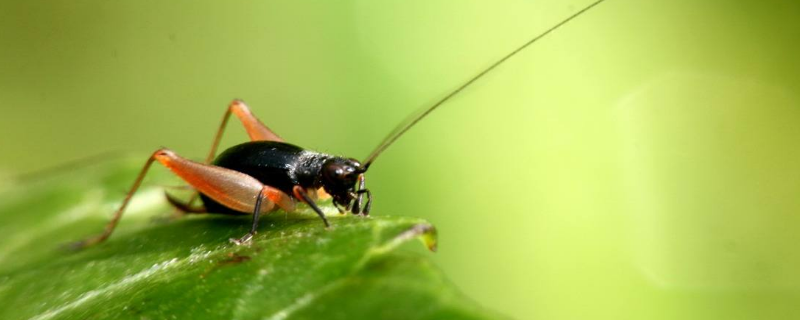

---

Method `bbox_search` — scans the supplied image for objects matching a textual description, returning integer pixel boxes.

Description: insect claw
[230,232,254,245]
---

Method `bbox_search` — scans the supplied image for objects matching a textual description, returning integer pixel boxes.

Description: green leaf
[0,158,503,320]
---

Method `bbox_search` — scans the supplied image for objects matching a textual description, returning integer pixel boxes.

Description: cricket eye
[323,162,347,181]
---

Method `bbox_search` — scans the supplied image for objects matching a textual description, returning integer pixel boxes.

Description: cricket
[73,0,606,249]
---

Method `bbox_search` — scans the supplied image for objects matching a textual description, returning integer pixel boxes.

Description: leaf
[0,157,503,320]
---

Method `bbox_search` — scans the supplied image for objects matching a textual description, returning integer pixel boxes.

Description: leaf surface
[0,158,502,320]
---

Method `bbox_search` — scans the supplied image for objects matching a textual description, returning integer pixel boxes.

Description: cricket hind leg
[205,99,285,163]
[70,148,296,250]
[67,149,165,250]
[177,99,287,211]
[155,150,296,243]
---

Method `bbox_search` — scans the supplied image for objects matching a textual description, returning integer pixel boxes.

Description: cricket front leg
[293,186,330,228]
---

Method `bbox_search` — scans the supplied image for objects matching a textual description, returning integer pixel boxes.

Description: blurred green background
[2,0,800,319]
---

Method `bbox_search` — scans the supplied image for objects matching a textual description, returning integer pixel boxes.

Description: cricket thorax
[288,150,334,188]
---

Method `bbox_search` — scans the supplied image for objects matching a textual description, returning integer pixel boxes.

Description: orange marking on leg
[205,99,284,164]
[292,187,304,203]
[229,100,283,142]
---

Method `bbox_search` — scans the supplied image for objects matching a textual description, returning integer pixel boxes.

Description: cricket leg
[293,185,330,228]
[355,188,372,216]
[71,148,295,249]
[67,149,164,250]
[158,149,295,245]
[205,99,284,163]
[173,99,286,212]
[352,174,367,215]
[230,186,276,245]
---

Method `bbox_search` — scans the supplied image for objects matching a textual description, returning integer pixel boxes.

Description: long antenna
[362,0,607,169]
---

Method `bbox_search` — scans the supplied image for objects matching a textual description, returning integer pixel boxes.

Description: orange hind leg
[169,99,286,212]
[71,148,294,249]
[206,99,284,162]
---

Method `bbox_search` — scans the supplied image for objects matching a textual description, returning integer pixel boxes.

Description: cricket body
[72,0,607,249]
[73,99,373,248]
[200,139,371,218]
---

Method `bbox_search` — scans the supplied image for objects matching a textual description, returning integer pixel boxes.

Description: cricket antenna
[362,0,607,169]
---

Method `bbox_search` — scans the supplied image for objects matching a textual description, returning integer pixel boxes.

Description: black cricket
[201,141,372,218]
[73,0,606,249]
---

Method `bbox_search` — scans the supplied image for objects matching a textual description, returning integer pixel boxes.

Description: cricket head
[321,157,371,215]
